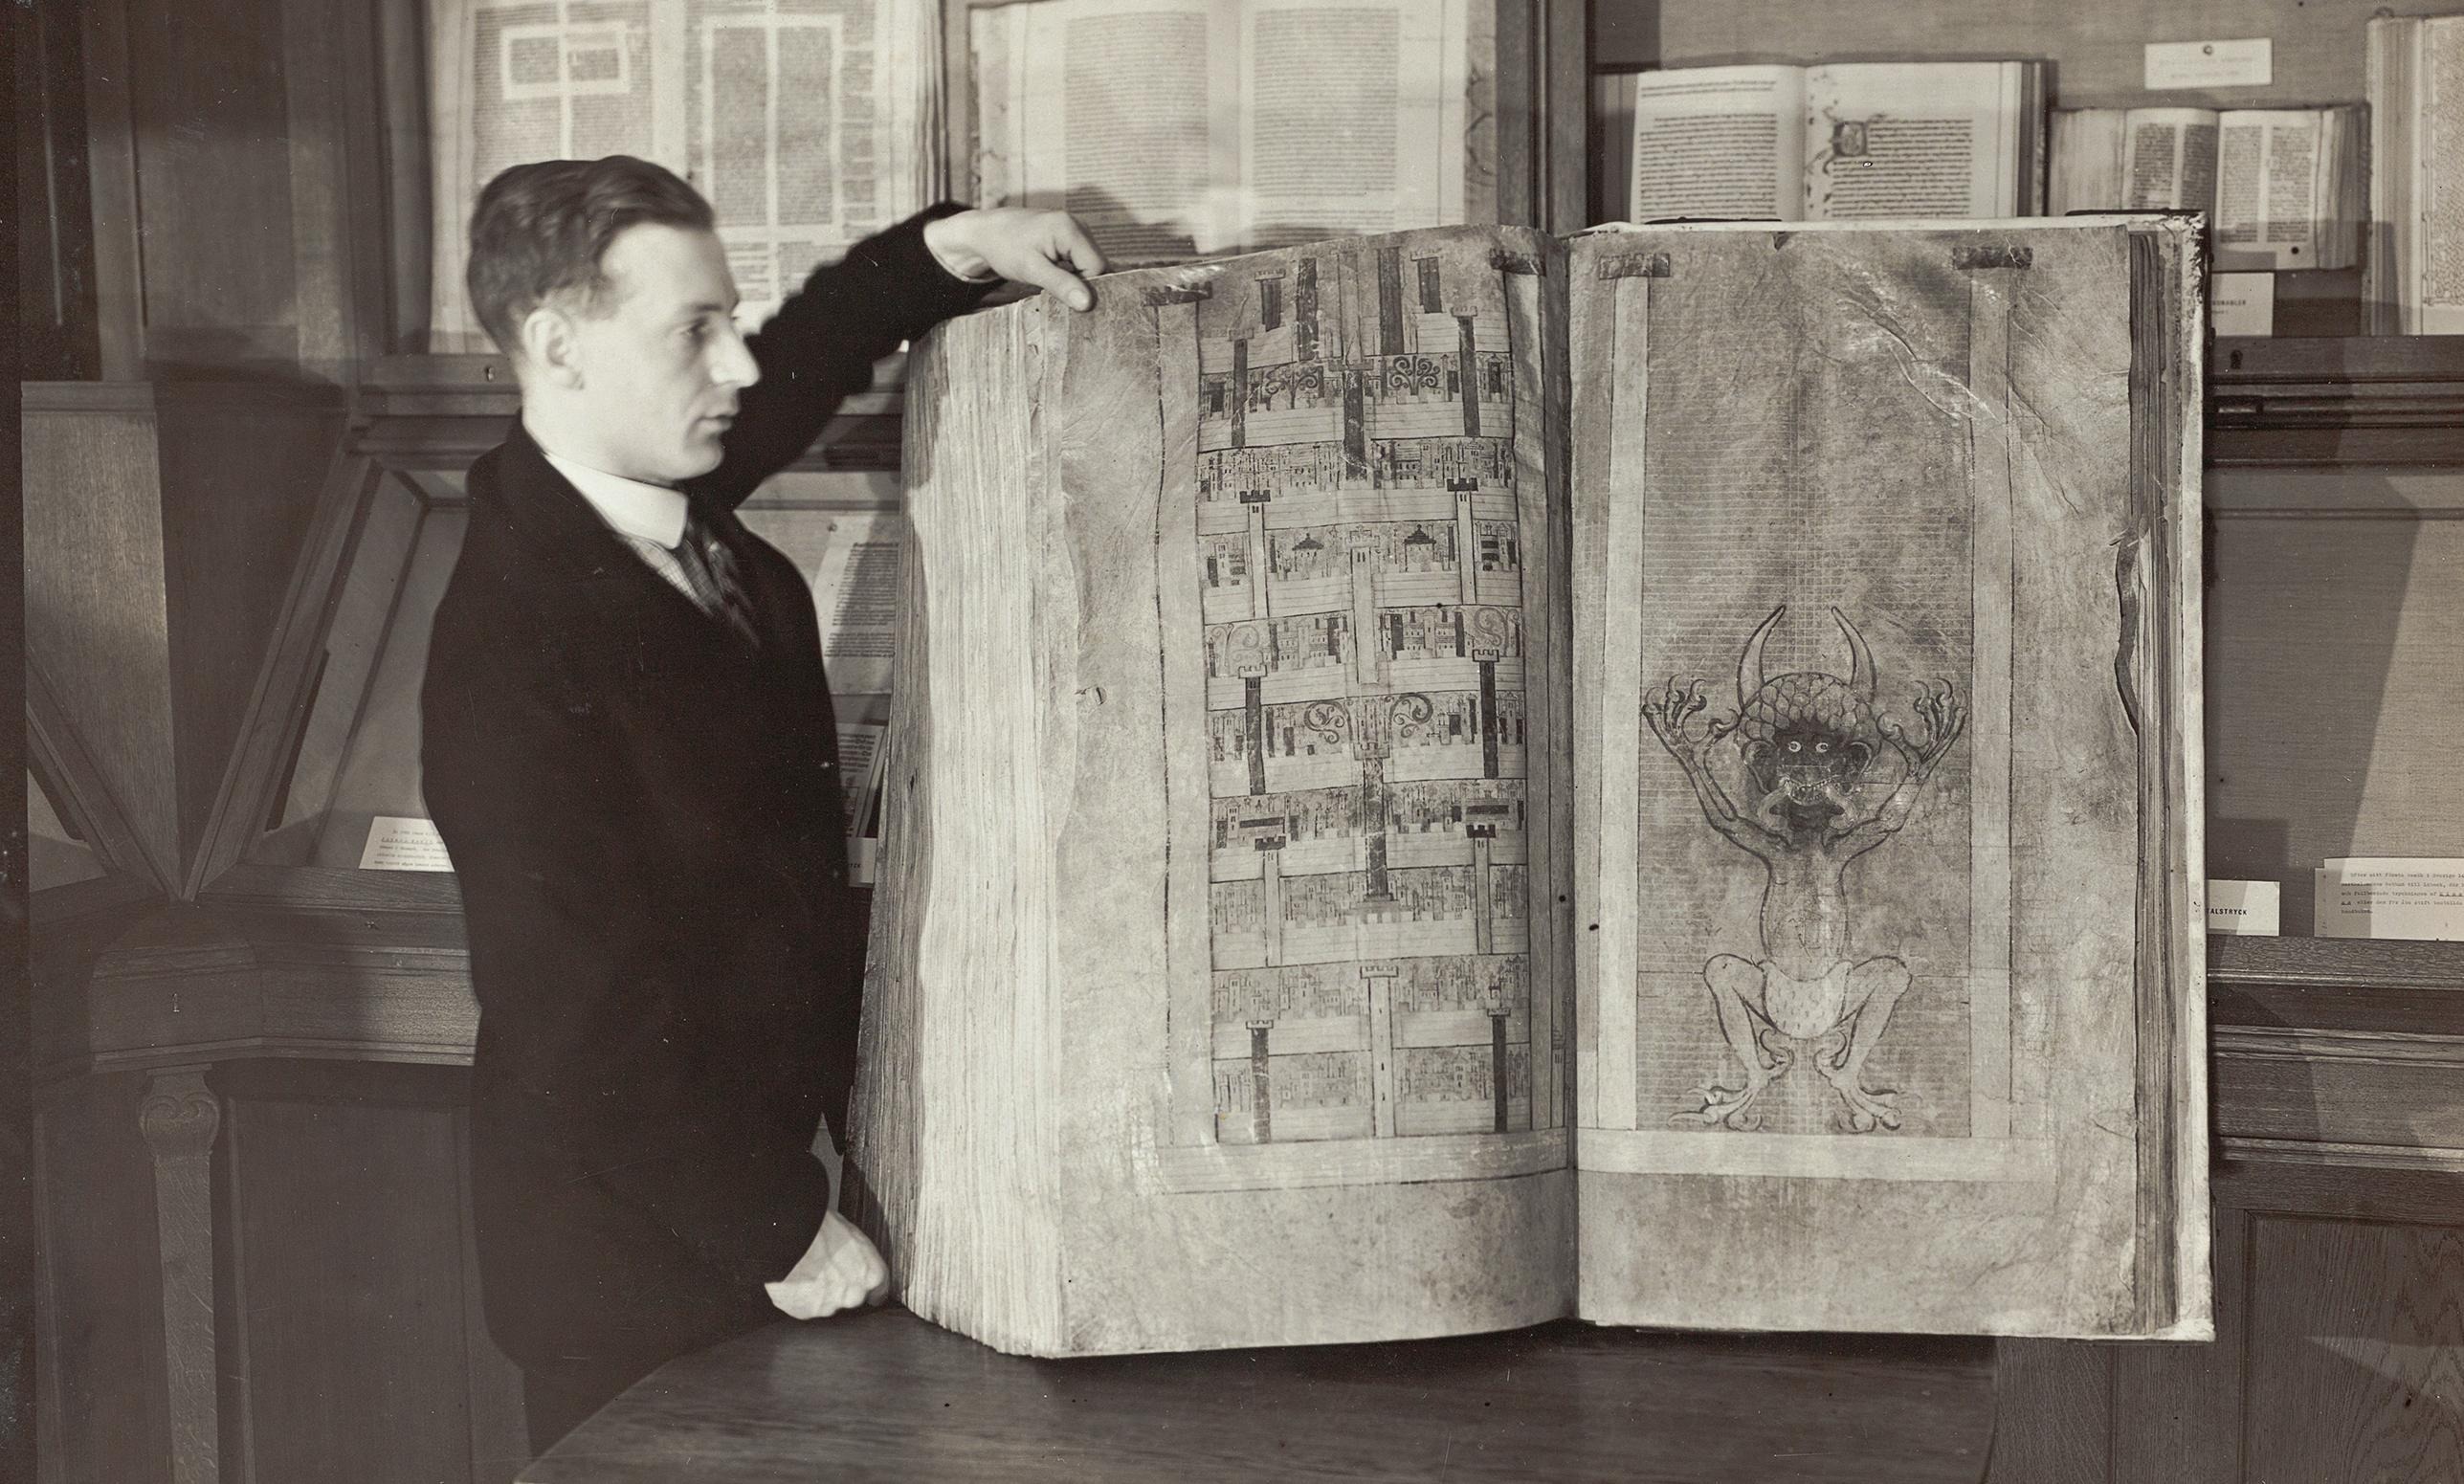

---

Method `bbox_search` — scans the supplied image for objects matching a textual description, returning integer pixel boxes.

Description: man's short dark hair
[466,155,715,354]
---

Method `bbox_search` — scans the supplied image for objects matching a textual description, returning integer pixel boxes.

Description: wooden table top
[525,1309,1996,1482]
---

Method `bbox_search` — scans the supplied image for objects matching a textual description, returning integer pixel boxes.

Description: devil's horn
[1738,605,1787,708]
[1832,607,1876,704]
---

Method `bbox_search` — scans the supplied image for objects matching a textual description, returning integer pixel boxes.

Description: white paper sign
[2210,273,2275,337]
[360,815,455,872]
[2314,858,2464,941]
[2144,38,2274,90]
[2207,879,2280,936]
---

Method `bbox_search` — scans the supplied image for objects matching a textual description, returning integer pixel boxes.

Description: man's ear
[519,303,585,389]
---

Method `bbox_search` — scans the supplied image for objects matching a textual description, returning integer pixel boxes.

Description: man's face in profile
[566,222,759,485]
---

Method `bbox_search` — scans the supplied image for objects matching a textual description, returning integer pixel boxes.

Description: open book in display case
[854,213,2212,1356]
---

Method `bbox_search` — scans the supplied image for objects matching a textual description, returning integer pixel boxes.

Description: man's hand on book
[924,207,1109,310]
[765,1208,891,1320]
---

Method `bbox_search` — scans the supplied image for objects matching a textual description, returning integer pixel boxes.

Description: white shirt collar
[541,449,690,549]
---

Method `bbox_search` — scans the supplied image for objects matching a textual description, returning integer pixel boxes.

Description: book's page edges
[846,331,950,1311]
[2137,214,2212,1341]
[1565,216,2207,1339]
[852,303,1069,1354]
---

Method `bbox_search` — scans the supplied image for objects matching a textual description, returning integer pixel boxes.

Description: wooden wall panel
[2217,1054,2464,1157]
[123,0,302,371]
[1595,0,2464,110]
[74,0,389,380]
[2112,1207,2250,1484]
[221,1072,490,1484]
[1986,1340,2113,1484]
[376,0,433,355]
[455,1111,532,1484]
[36,1074,173,1484]
[17,0,102,381]
[2204,471,2464,935]
[81,0,144,379]
[280,0,394,376]
[2245,1215,2464,1482]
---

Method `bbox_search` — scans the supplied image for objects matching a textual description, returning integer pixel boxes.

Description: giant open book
[850,216,2209,1356]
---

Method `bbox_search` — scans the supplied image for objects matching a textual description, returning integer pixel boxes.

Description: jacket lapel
[485,424,770,665]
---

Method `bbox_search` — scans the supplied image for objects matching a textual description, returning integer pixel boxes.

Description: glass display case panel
[2204,464,2464,935]
[247,469,464,870]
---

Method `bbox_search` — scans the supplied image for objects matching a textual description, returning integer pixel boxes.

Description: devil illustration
[1641,605,1966,1133]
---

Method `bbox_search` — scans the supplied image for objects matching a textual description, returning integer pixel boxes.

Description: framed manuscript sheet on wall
[946,0,1586,266]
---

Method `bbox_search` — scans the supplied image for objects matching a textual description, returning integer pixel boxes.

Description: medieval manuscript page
[1055,225,1573,1352]
[1567,218,2207,1338]
[969,0,1476,266]
[1626,65,1809,222]
[1233,0,1473,247]
[1805,63,2039,220]
[428,0,937,347]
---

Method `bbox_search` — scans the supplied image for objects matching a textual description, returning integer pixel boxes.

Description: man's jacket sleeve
[692,204,996,508]
[426,648,832,1293]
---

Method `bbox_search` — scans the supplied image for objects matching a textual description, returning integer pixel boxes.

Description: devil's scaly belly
[1761,960,1851,1041]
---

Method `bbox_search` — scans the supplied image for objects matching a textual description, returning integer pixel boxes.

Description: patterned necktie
[676,513,762,651]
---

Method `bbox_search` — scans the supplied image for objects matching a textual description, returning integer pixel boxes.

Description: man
[420,155,1100,1455]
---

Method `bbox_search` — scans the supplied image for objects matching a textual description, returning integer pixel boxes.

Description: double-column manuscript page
[1568,219,2207,1338]
[429,0,938,346]
[969,0,1481,265]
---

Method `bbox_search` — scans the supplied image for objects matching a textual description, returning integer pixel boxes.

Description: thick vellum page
[1568,217,2208,1338]
[868,225,1576,1355]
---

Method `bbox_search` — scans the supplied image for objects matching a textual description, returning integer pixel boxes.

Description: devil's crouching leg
[1819,956,1911,1132]
[1678,954,1785,1131]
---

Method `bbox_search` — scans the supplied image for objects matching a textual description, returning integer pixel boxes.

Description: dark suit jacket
[420,207,990,1389]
